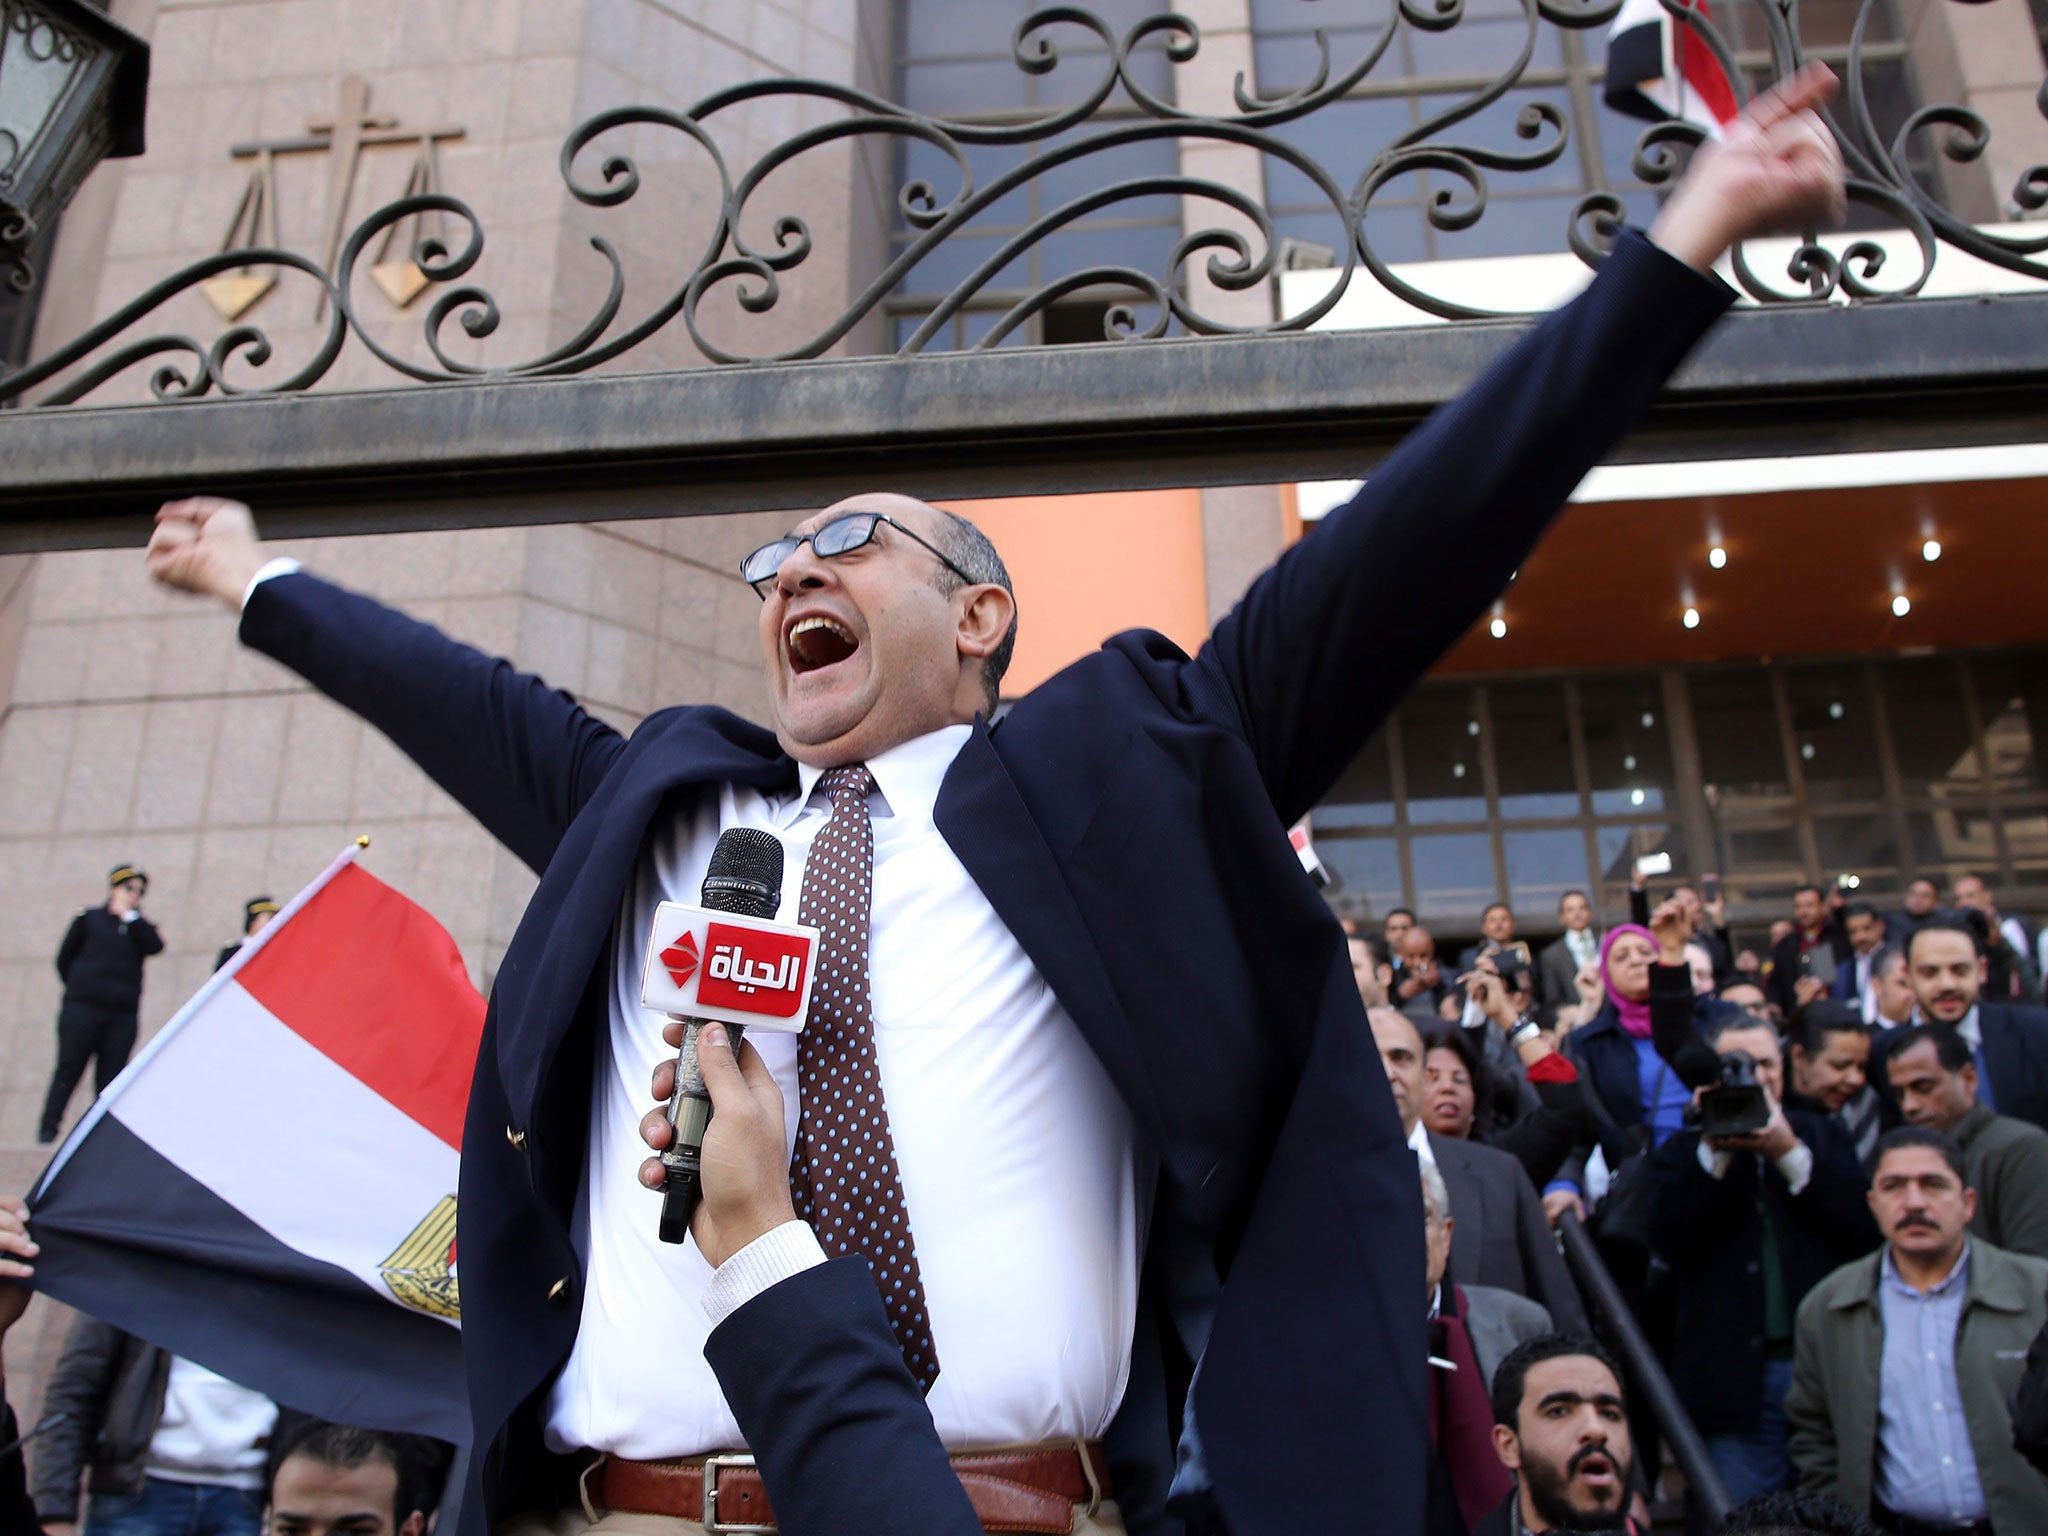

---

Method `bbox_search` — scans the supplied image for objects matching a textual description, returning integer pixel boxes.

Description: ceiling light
[1708,546,1727,569]
[1800,743,1815,761]
[1468,720,1481,736]
[1922,539,1942,562]
[1624,754,1637,771]
[1641,711,1655,729]
[1892,593,1912,617]
[1683,607,1700,629]
[1630,788,1646,806]
[1829,701,1844,720]
[1452,762,1467,779]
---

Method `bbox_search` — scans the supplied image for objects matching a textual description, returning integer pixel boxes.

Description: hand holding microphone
[640,1024,796,1267]
[637,827,820,1245]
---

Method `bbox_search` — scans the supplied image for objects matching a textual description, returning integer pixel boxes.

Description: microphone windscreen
[701,827,783,919]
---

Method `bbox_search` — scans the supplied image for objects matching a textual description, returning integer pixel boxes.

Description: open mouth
[786,614,859,675]
[1572,1452,1617,1491]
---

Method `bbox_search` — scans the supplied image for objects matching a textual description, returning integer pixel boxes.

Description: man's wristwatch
[1505,1014,1543,1050]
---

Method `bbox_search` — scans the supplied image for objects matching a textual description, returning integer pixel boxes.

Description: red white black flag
[28,844,484,1440]
[1605,0,1741,140]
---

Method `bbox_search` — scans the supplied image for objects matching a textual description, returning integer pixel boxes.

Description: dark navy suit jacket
[239,231,1731,1536]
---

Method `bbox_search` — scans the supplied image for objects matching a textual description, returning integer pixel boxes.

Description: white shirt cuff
[241,556,302,611]
[1699,1141,1733,1180]
[1774,1141,1814,1197]
[701,1220,826,1328]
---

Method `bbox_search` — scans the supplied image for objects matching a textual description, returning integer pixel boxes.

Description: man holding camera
[1648,1017,1877,1505]
[1769,885,1848,1020]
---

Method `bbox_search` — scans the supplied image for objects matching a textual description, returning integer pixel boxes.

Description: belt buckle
[703,1453,772,1535]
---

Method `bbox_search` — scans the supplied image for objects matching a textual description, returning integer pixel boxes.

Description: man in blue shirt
[1787,1127,2048,1535]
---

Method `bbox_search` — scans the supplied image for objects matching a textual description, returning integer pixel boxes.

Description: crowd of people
[1346,869,2048,1533]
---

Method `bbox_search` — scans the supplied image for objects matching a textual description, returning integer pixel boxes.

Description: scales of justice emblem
[203,75,464,322]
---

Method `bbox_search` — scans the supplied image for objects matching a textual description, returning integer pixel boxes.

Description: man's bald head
[755,491,1018,765]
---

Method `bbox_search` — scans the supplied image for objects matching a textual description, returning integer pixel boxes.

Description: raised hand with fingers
[1649,62,1848,271]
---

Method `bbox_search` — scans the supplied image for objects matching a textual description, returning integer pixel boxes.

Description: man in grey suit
[1373,1007,1588,1333]
[1538,890,1601,1010]
[1423,1160,1554,1390]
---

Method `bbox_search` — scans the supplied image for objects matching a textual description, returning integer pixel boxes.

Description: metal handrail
[1555,1207,1732,1528]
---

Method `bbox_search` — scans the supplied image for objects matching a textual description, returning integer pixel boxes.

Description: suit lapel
[495,711,797,1126]
[933,720,1163,1148]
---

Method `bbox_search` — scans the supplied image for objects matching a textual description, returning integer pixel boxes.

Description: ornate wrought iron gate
[2,0,2046,550]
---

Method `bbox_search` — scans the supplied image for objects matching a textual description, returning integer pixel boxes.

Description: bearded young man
[142,69,1846,1536]
[1478,1336,1638,1536]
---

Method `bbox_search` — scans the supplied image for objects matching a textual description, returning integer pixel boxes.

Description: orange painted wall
[957,489,1211,695]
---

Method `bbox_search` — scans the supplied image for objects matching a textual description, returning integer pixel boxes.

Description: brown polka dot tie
[788,765,940,1391]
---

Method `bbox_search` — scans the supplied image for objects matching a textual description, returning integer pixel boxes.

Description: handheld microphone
[643,827,821,1246]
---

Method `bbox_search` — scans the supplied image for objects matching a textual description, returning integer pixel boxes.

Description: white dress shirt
[1853,950,1877,1023]
[545,724,1139,1457]
[1565,927,1598,973]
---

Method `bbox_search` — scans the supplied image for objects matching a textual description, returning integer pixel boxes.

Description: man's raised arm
[1194,66,1845,825]
[148,497,629,872]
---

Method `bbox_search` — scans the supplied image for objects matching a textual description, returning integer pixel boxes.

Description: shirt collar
[778,723,973,829]
[1407,1118,1434,1165]
[1881,1238,1971,1299]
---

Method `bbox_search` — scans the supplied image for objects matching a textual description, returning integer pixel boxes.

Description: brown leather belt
[593,1442,1111,1534]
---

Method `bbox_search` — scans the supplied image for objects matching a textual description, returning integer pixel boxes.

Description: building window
[1314,645,2048,943]
[889,0,1184,349]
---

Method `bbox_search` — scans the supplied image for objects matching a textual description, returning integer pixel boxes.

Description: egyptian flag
[28,843,484,1440]
[1605,0,1741,139]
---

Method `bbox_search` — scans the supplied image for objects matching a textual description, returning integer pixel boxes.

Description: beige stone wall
[1,0,884,1464]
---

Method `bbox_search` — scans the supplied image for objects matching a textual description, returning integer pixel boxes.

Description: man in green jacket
[1787,1126,2048,1533]
[1887,1024,2048,1260]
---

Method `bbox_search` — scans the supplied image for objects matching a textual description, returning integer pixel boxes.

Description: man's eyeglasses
[740,510,975,597]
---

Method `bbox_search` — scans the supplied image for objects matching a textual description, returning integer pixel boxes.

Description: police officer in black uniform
[39,864,165,1143]
[215,895,279,971]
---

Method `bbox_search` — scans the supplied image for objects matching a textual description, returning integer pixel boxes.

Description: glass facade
[1314,646,2048,941]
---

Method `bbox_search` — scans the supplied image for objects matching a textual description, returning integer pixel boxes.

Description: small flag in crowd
[1604,0,1741,139]
[28,842,485,1441]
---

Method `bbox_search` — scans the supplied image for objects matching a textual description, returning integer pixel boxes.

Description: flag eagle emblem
[380,1195,460,1320]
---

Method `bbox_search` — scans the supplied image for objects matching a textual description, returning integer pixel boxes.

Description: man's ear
[1491,1424,1521,1472]
[400,1511,427,1536]
[954,583,1015,663]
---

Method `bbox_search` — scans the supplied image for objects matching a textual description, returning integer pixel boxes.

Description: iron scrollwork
[5,0,2045,409]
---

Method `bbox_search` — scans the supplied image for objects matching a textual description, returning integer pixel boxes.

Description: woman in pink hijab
[1567,917,1734,1154]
